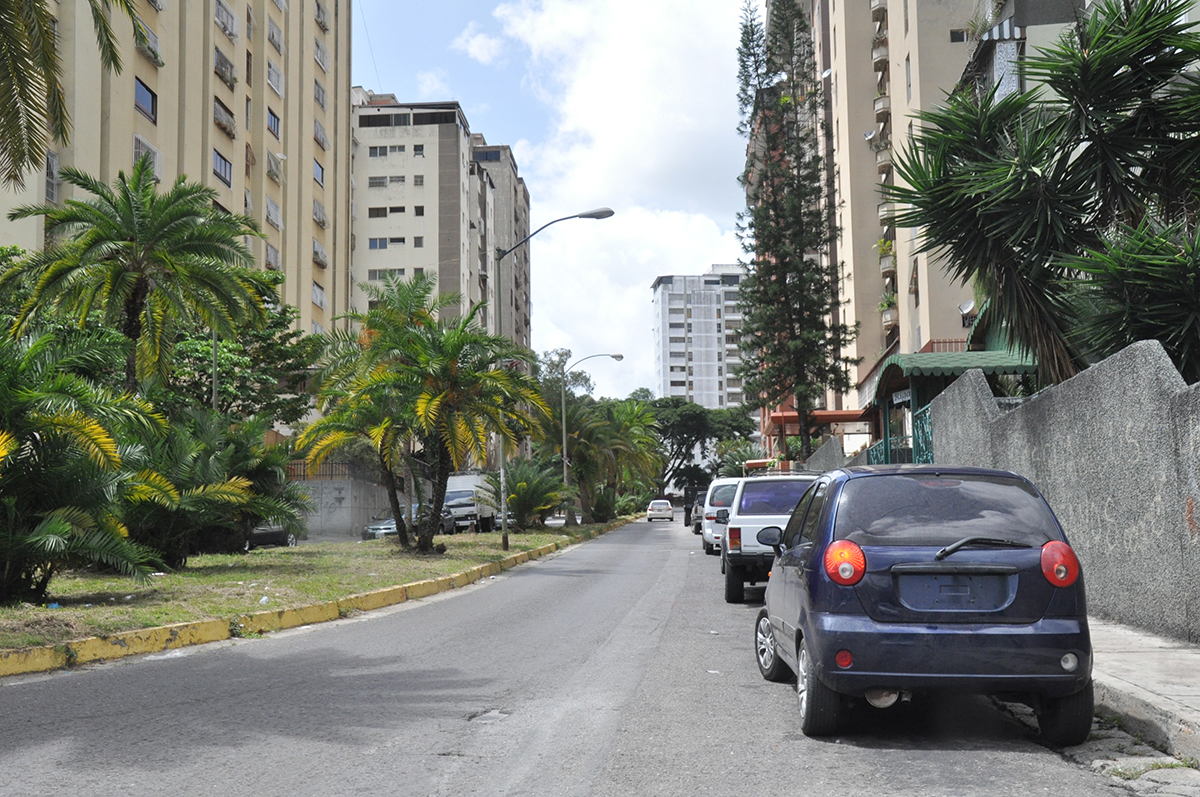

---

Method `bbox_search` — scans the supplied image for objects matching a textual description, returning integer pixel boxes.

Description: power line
[358,0,383,90]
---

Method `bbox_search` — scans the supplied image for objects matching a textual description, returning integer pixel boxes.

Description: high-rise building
[651,264,746,409]
[0,0,353,336]
[349,91,531,347]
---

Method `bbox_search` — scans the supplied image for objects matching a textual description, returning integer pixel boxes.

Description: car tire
[1037,681,1094,747]
[797,638,843,737]
[703,541,713,555]
[285,533,297,547]
[724,562,745,603]
[756,608,793,682]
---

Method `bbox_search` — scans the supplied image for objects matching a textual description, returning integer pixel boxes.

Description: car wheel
[797,639,843,737]
[243,538,252,553]
[724,562,745,603]
[1037,681,1094,747]
[285,533,297,547]
[756,608,793,682]
[703,541,713,555]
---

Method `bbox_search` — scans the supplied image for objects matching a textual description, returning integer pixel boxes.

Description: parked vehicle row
[694,465,1094,748]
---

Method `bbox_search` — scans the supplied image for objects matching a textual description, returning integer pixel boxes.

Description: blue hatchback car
[754,465,1092,746]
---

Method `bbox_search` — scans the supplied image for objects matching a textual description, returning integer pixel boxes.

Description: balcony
[873,43,889,72]
[266,151,283,184]
[313,119,329,151]
[871,0,887,21]
[876,144,893,173]
[312,239,328,269]
[214,47,236,90]
[313,198,327,228]
[879,254,895,277]
[215,0,238,42]
[874,93,891,123]
[878,201,895,225]
[213,100,237,139]
[881,307,899,329]
[314,0,330,31]
[135,19,164,67]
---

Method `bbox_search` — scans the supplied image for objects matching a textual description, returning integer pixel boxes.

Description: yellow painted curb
[0,520,636,679]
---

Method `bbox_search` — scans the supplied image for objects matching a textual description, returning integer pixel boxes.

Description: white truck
[443,473,496,533]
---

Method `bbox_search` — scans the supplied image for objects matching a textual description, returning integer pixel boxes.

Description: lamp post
[493,206,615,548]
[560,352,623,525]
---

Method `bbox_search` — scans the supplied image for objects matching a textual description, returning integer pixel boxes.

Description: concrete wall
[301,479,391,541]
[929,341,1200,642]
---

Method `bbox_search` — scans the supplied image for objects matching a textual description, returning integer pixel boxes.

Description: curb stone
[0,517,635,678]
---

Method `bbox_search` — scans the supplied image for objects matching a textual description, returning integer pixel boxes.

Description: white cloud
[416,69,451,98]
[493,0,748,398]
[452,21,506,65]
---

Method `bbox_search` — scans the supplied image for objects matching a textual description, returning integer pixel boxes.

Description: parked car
[245,524,298,551]
[646,499,675,521]
[690,497,704,534]
[753,465,1093,746]
[361,507,454,540]
[701,477,741,555]
[719,474,816,601]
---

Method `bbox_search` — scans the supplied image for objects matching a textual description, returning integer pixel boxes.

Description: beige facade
[0,0,353,336]
[349,92,531,348]
[815,0,975,410]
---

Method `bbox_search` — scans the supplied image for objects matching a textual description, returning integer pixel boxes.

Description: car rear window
[708,484,737,508]
[737,479,813,515]
[833,474,1062,547]
[650,501,671,509]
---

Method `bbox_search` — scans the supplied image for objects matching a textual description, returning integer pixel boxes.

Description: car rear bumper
[808,612,1092,698]
[647,512,673,520]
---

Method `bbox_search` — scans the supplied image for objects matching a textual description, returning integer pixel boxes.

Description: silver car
[701,478,742,555]
[646,500,674,521]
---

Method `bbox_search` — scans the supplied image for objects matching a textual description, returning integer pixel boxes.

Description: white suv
[700,478,741,556]
[719,475,816,602]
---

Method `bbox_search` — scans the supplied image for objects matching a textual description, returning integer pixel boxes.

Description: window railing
[214,47,236,90]
[314,38,329,71]
[265,242,281,270]
[313,198,327,228]
[268,19,284,54]
[265,197,283,230]
[266,151,283,184]
[267,60,285,97]
[213,100,237,138]
[215,0,238,41]
[315,0,330,31]
[133,135,163,181]
[135,19,164,66]
[312,239,328,268]
[313,119,329,150]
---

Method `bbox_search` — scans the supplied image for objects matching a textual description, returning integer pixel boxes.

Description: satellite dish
[863,130,876,141]
[820,69,832,79]
[958,300,976,315]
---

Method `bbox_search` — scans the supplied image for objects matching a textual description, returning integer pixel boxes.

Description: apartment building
[651,264,746,409]
[349,91,531,347]
[0,0,353,336]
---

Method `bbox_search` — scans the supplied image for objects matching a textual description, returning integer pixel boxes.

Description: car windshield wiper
[934,536,1033,561]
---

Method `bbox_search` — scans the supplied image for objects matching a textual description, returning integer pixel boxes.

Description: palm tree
[401,307,547,552]
[2,156,273,394]
[0,0,143,186]
[0,328,164,601]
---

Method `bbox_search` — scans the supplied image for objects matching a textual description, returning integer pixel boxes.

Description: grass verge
[0,521,627,650]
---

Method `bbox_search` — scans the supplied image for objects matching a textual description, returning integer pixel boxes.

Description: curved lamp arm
[497,207,614,261]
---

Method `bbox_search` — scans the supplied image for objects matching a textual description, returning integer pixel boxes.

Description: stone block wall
[929,341,1200,642]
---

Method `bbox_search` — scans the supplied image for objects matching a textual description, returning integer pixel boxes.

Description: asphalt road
[0,518,1126,796]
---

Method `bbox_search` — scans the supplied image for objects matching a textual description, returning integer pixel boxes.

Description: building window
[265,196,282,229]
[312,321,324,335]
[212,149,232,186]
[213,97,236,137]
[268,17,284,53]
[950,29,967,42]
[413,175,424,186]
[903,0,909,34]
[413,144,424,156]
[413,237,424,248]
[389,175,405,185]
[246,50,252,87]
[389,206,405,213]
[135,78,157,122]
[369,146,387,157]
[414,267,424,277]
[367,176,386,188]
[267,108,280,138]
[368,268,405,281]
[44,151,60,203]
[314,79,326,109]
[267,59,284,97]
[389,145,405,153]
[314,37,329,71]
[414,205,424,217]
[905,55,912,101]
[312,280,326,309]
[388,237,405,244]
[368,207,387,218]
[215,0,238,41]
[368,237,387,249]
[214,46,236,90]
[313,158,324,186]
[265,242,281,270]
[313,238,328,268]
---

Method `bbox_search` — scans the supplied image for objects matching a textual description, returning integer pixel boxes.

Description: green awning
[879,349,1036,378]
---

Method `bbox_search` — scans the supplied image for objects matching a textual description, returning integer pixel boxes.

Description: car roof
[835,464,1029,481]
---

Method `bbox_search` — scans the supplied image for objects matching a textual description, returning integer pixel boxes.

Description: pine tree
[735,0,856,459]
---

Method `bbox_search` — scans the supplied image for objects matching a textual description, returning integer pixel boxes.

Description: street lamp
[492,207,615,547]
[561,353,623,525]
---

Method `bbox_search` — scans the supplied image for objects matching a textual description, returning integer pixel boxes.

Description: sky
[351,0,750,400]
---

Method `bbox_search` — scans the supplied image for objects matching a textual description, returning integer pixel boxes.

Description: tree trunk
[798,405,812,460]
[381,452,410,549]
[121,280,149,395]
[578,480,595,525]
[419,441,452,553]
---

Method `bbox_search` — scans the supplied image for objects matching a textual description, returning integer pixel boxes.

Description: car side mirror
[715,509,729,525]
[756,526,783,555]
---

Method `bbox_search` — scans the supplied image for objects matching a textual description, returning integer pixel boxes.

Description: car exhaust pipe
[865,688,900,709]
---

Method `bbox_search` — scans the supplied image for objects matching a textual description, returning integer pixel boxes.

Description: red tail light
[728,527,741,552]
[705,513,716,521]
[1041,541,1080,587]
[824,540,866,586]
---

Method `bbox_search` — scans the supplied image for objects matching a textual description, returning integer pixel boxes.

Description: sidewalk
[1091,618,1200,760]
